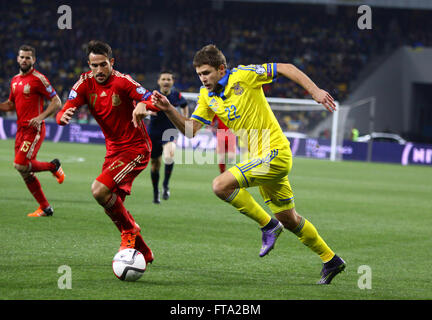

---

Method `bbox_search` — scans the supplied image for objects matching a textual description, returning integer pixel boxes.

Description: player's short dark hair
[193,44,227,70]
[158,70,175,79]
[18,45,36,57]
[86,40,113,59]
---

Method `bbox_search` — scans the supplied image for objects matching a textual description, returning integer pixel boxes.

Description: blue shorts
[149,130,178,159]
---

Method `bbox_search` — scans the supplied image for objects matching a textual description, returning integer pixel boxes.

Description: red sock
[107,209,152,260]
[103,193,135,232]
[29,160,55,172]
[127,211,153,262]
[105,208,123,232]
[135,233,153,262]
[219,163,226,173]
[24,174,50,209]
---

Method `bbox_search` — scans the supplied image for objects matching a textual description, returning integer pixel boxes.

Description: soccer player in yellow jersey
[139,44,345,284]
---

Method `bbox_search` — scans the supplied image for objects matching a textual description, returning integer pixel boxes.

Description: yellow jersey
[191,63,290,157]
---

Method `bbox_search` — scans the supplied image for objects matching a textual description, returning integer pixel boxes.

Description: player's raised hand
[312,89,336,112]
[59,107,76,125]
[151,90,171,112]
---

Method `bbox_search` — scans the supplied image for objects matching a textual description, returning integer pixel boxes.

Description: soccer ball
[112,249,146,281]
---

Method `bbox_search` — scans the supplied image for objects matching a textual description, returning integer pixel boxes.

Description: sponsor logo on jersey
[209,98,219,111]
[68,89,77,100]
[255,65,265,75]
[233,82,244,96]
[136,86,146,95]
[112,93,122,106]
[143,91,152,100]
[266,63,272,77]
[23,83,31,94]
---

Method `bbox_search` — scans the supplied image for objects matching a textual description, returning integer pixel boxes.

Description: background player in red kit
[212,115,236,174]
[0,45,64,217]
[56,40,158,263]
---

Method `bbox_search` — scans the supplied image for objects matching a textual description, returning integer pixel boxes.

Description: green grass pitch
[0,139,431,300]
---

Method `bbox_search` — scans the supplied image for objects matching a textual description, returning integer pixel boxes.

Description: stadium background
[1,0,432,145]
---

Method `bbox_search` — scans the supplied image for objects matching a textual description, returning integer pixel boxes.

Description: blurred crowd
[1,0,432,132]
[166,2,432,100]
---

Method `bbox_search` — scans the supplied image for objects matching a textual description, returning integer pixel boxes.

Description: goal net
[178,92,341,161]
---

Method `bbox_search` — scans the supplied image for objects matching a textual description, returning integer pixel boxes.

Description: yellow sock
[293,217,335,263]
[225,188,271,227]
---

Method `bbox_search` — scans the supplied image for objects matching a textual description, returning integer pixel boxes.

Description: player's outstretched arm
[56,106,76,126]
[276,63,336,112]
[132,101,153,128]
[151,91,202,138]
[181,105,189,118]
[28,95,62,128]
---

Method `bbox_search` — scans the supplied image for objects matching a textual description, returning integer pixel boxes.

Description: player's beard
[19,62,33,73]
[95,72,109,84]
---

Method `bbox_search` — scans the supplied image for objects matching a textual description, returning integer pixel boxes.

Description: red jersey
[212,115,229,130]
[9,68,57,127]
[58,70,158,155]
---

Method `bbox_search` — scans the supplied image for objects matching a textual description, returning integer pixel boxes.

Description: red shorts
[14,124,46,165]
[96,148,150,196]
[216,129,236,154]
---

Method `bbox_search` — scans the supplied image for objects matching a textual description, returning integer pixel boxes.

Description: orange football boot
[27,206,54,217]
[50,159,65,184]
[119,223,141,251]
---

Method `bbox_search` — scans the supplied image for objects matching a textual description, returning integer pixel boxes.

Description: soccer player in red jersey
[0,45,64,217]
[212,114,236,173]
[56,40,158,263]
